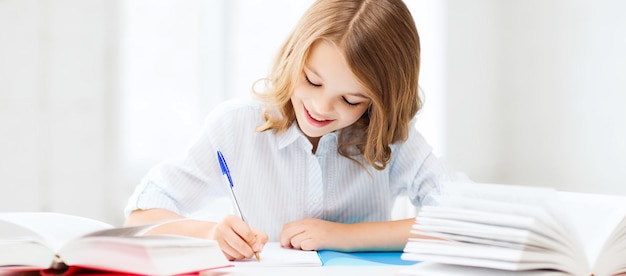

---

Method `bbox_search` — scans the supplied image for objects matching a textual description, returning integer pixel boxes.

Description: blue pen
[217,150,260,261]
[217,150,245,219]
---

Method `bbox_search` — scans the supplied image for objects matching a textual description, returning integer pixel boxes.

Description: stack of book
[401,182,626,276]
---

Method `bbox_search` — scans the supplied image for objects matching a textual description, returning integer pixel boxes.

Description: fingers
[250,228,269,253]
[229,216,257,244]
[219,227,252,260]
[281,230,317,251]
[214,215,266,260]
[288,232,311,250]
[280,218,336,251]
[280,220,320,250]
[279,221,305,248]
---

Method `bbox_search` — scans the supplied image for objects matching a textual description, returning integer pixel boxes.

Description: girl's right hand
[210,214,268,261]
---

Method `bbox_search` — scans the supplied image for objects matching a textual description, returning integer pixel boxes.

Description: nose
[309,92,334,115]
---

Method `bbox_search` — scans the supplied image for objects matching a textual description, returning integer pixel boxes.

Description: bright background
[1,0,625,225]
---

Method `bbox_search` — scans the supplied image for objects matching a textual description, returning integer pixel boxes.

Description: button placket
[306,153,324,218]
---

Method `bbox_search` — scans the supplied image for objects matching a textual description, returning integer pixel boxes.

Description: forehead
[305,40,368,96]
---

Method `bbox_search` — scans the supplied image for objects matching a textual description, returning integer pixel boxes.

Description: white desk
[199,244,412,275]
[202,265,407,276]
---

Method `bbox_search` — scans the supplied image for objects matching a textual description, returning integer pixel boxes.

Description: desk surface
[202,265,407,276]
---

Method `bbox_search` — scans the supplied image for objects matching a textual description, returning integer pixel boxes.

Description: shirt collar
[276,123,340,151]
[277,123,305,150]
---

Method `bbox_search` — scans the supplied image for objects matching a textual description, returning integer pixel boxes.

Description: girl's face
[291,40,371,143]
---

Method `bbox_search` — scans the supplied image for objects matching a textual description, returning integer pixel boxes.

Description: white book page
[555,191,626,270]
[437,183,570,241]
[411,231,530,251]
[399,262,570,276]
[418,206,536,229]
[403,240,578,274]
[416,206,577,254]
[0,212,112,252]
[414,182,594,274]
[439,183,585,259]
[431,195,577,254]
[404,239,571,266]
[0,219,45,245]
[232,242,322,267]
[413,219,568,255]
[414,218,533,244]
[592,218,626,276]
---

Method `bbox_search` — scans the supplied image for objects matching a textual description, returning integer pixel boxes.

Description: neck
[308,136,320,154]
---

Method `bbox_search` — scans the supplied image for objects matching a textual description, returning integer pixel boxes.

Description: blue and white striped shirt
[125,98,464,241]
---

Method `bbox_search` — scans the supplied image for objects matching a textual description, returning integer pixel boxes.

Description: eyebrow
[304,66,370,100]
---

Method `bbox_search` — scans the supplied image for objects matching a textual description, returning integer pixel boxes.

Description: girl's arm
[280,218,425,252]
[126,208,267,260]
[125,208,217,238]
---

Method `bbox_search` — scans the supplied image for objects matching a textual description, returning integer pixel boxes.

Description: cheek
[292,83,313,99]
[344,107,369,124]
[290,86,303,104]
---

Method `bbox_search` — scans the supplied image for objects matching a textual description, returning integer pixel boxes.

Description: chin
[296,121,327,138]
[300,126,325,138]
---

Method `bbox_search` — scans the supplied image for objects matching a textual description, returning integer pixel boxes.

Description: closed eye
[304,74,321,87]
[342,97,359,106]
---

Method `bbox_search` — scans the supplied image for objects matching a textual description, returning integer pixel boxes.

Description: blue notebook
[317,250,419,266]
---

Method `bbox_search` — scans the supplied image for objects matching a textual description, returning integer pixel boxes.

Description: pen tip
[255,252,261,262]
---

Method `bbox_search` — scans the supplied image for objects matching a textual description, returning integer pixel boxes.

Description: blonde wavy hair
[254,0,421,170]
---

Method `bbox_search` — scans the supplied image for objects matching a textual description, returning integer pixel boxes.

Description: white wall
[118,0,215,209]
[0,0,119,222]
[444,0,626,194]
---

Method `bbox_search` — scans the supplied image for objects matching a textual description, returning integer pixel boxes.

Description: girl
[124,0,466,261]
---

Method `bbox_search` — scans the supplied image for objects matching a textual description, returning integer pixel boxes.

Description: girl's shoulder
[206,97,264,123]
[211,97,263,114]
[390,116,430,151]
[199,97,266,138]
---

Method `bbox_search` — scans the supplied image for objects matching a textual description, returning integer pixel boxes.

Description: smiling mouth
[304,105,333,127]
[308,111,327,122]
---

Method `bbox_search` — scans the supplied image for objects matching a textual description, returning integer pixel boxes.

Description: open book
[401,182,626,276]
[232,242,322,267]
[0,212,230,275]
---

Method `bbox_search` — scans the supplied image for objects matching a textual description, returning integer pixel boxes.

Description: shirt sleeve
[390,119,471,207]
[124,101,245,217]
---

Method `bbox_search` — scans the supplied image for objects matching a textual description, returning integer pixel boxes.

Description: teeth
[308,111,325,121]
